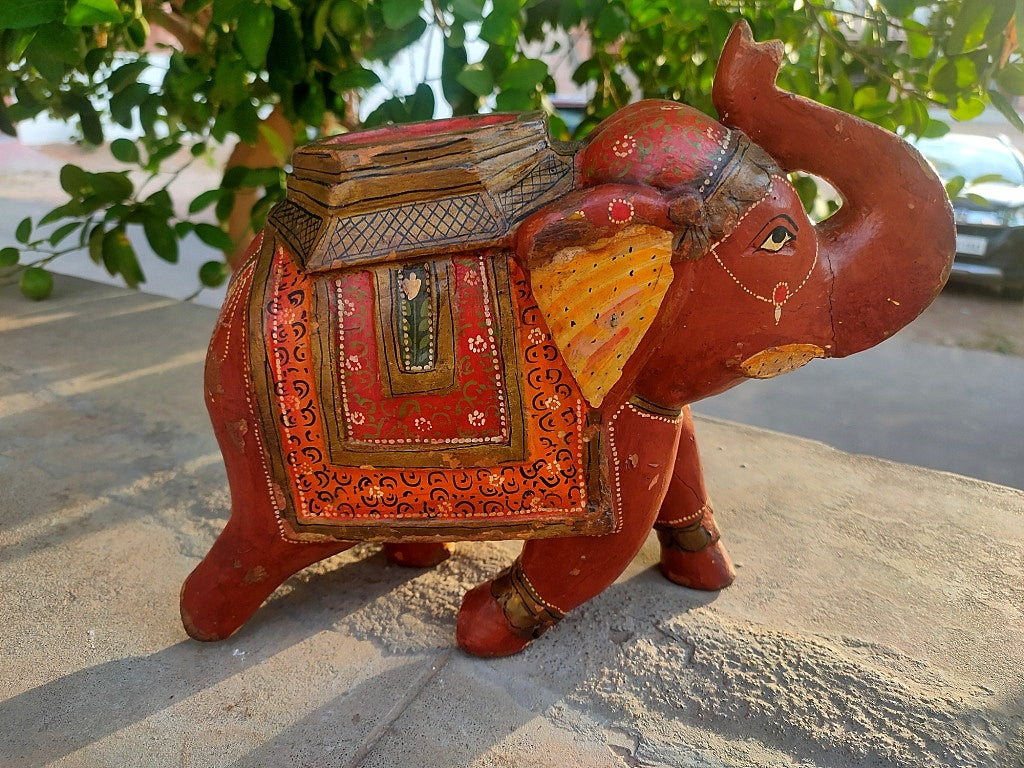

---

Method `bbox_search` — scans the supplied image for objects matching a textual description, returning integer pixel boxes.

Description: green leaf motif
[236,3,275,68]
[65,0,123,26]
[0,0,62,29]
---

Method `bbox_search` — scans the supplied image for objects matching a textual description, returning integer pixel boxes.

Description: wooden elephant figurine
[181,22,953,656]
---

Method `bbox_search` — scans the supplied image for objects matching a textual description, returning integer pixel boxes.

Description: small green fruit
[20,267,54,301]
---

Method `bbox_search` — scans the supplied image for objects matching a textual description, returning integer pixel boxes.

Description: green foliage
[1,0,1022,299]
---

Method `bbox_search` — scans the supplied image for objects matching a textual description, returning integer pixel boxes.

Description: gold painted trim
[491,558,565,639]
[626,394,683,420]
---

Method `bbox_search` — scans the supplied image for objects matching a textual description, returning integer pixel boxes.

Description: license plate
[956,234,988,257]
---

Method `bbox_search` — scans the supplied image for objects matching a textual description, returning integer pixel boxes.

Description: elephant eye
[758,225,796,253]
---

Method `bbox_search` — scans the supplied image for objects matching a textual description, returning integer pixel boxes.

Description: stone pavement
[1,275,1023,767]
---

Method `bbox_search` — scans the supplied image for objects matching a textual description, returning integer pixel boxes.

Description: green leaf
[329,0,364,35]
[947,0,993,54]
[199,260,229,287]
[194,223,235,252]
[456,63,494,96]
[879,0,921,15]
[143,217,179,263]
[0,0,62,29]
[39,201,80,226]
[945,175,966,199]
[593,3,629,40]
[409,82,435,121]
[88,224,105,264]
[995,64,1024,97]
[921,119,950,139]
[189,189,224,214]
[25,23,81,82]
[49,221,82,246]
[65,0,124,26]
[235,3,275,68]
[499,58,548,91]
[479,9,517,46]
[109,82,150,130]
[15,218,31,244]
[329,68,382,91]
[107,60,149,94]
[451,0,485,21]
[495,88,534,112]
[950,95,986,121]
[110,138,140,164]
[989,90,1024,132]
[212,0,248,24]
[102,228,144,286]
[91,172,134,202]
[905,21,931,58]
[382,0,423,30]
[0,247,19,267]
[20,267,53,301]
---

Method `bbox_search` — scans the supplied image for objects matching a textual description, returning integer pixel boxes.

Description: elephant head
[517,21,954,410]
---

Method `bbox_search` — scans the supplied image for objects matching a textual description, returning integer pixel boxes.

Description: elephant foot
[382,542,453,568]
[656,519,736,591]
[456,560,565,657]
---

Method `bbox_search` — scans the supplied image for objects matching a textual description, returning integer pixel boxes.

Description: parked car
[914,133,1024,300]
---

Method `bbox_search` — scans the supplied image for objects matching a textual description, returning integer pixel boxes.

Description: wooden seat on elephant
[267,112,577,273]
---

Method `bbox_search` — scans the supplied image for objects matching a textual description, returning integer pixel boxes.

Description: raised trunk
[712,22,954,356]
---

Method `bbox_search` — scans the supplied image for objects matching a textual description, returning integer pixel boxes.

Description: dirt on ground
[904,282,1024,357]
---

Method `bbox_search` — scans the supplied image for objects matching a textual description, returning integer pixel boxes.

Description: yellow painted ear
[529,224,674,407]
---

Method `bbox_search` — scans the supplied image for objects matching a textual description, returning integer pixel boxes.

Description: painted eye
[759,225,796,252]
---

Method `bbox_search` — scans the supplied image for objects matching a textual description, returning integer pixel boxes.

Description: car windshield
[915,135,1024,186]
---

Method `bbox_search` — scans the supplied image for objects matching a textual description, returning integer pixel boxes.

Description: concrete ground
[1,275,1022,767]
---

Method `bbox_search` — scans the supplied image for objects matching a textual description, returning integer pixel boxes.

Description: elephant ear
[528,222,675,408]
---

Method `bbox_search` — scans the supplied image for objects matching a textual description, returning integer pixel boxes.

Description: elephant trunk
[712,22,954,357]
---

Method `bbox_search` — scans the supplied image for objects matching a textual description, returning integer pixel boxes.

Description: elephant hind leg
[382,542,454,568]
[181,517,353,641]
[655,408,736,591]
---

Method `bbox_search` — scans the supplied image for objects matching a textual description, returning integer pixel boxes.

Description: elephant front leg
[655,407,736,591]
[457,401,682,657]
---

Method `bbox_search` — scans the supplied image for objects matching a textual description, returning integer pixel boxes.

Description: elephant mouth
[740,344,826,379]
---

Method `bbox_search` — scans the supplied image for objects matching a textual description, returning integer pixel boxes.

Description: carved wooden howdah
[181,22,954,657]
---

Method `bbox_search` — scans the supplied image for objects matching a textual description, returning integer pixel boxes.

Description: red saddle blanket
[248,241,613,541]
